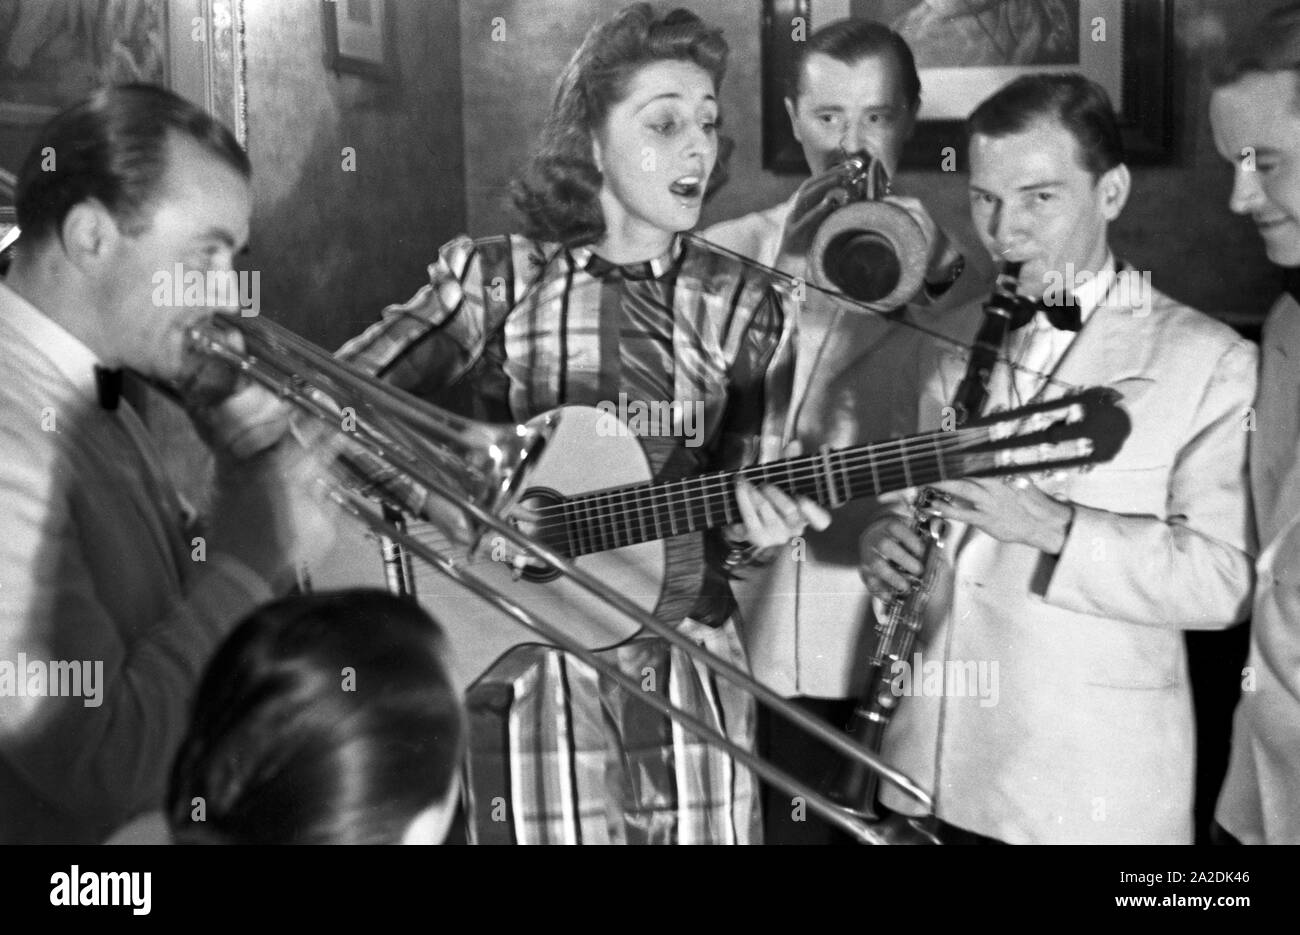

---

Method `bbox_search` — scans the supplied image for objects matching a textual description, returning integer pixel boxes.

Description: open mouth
[669,176,703,199]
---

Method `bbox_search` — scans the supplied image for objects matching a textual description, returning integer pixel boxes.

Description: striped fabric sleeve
[337,234,490,392]
[714,281,796,472]
[333,235,493,517]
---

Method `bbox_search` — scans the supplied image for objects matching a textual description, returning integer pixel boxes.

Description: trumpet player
[702,18,975,844]
[0,85,327,843]
[858,74,1256,844]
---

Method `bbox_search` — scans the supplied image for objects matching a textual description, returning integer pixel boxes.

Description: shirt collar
[780,190,800,219]
[570,235,685,281]
[0,279,103,404]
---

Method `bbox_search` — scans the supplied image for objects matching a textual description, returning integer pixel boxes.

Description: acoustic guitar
[309,388,1130,691]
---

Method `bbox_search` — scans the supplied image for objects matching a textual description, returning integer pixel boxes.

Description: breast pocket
[1052,463,1172,516]
[1092,376,1173,469]
[1033,375,1172,510]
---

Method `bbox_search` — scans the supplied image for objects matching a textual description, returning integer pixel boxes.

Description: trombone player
[0,85,325,843]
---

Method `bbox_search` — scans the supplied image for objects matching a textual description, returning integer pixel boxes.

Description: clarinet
[825,261,1028,818]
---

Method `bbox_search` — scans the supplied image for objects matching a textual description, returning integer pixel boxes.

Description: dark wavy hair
[511,3,729,246]
[16,83,249,245]
[968,73,1123,180]
[166,589,465,845]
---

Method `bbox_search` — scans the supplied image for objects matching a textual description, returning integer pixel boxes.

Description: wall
[461,0,1282,324]
[243,0,466,349]
[140,0,465,507]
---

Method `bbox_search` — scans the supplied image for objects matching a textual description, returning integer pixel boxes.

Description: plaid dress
[339,233,794,844]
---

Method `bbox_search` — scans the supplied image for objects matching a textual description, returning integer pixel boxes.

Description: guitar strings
[515,426,979,521]
[401,437,1077,564]
[403,450,990,564]
[552,448,987,537]
[513,420,1067,530]
[524,417,1033,513]
[417,423,1082,553]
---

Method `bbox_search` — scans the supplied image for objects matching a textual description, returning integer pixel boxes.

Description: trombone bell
[183,314,553,529]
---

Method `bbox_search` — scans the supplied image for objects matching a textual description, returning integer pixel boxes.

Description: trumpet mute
[809,200,929,311]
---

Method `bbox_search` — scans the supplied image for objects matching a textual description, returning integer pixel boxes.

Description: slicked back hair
[167,589,465,845]
[787,18,920,111]
[968,73,1123,179]
[15,83,249,245]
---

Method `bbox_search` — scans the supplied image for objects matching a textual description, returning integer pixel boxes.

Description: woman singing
[339,3,828,845]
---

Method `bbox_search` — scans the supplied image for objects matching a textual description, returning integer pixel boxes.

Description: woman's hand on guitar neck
[730,478,831,553]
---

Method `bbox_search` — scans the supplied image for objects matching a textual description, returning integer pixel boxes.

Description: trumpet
[806,152,931,310]
[181,313,936,845]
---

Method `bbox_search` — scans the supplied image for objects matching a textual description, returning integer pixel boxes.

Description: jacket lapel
[954,278,1151,559]
[1028,280,1148,405]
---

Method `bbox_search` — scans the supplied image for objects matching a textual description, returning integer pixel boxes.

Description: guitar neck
[559,427,986,558]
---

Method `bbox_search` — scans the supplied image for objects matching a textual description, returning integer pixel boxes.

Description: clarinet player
[858,74,1256,844]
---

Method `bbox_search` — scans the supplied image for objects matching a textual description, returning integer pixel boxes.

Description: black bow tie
[1008,296,1082,332]
[95,366,123,411]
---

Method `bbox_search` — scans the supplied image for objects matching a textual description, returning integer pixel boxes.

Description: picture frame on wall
[762,0,1173,173]
[1,167,16,262]
[171,0,247,146]
[322,0,396,81]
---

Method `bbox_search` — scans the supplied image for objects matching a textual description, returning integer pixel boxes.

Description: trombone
[184,312,937,845]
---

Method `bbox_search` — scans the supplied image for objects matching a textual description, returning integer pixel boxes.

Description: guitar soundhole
[512,488,566,583]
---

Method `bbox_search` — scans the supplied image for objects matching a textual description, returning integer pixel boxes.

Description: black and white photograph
[0,0,1289,915]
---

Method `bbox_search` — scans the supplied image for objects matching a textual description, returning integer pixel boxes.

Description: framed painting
[0,0,168,182]
[1,167,14,261]
[169,0,246,145]
[0,0,245,175]
[0,0,169,129]
[322,0,397,81]
[763,0,1173,172]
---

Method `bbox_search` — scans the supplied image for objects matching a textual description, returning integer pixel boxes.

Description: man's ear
[60,200,117,269]
[784,96,803,143]
[1097,163,1130,221]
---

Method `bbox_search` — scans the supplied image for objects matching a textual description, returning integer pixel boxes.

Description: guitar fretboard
[555,429,991,558]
